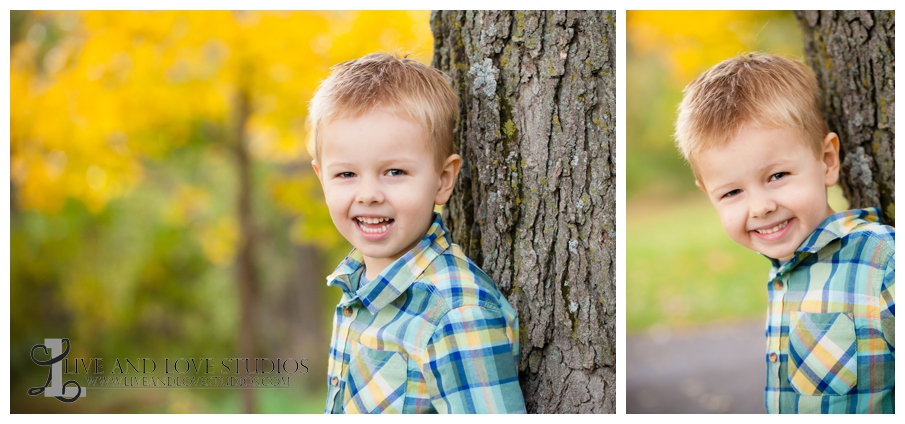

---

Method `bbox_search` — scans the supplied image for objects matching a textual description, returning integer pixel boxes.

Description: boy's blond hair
[307,53,459,169]
[675,52,828,176]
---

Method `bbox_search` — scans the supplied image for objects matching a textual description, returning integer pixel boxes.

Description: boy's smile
[313,108,460,279]
[354,216,394,238]
[695,125,840,261]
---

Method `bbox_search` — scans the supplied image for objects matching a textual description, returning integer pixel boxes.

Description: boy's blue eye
[722,189,741,199]
[337,172,355,179]
[769,172,788,181]
[386,169,406,177]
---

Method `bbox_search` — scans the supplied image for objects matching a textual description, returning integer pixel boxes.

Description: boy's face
[695,125,840,261]
[313,108,460,276]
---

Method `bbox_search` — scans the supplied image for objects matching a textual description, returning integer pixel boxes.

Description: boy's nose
[355,178,384,205]
[748,191,777,218]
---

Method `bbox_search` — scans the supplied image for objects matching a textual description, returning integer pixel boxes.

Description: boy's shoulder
[417,240,505,311]
[847,219,895,247]
[806,207,894,267]
[833,208,894,253]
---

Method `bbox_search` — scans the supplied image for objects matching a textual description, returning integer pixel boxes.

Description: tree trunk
[233,88,260,413]
[431,10,616,413]
[796,10,895,226]
[273,242,325,391]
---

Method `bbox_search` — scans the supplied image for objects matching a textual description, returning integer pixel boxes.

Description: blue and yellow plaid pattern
[324,213,526,413]
[764,208,894,413]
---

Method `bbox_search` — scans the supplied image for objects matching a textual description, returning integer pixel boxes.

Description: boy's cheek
[319,190,342,213]
[716,209,744,239]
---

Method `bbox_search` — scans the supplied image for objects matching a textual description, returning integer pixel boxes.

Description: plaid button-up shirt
[764,208,895,413]
[323,213,526,413]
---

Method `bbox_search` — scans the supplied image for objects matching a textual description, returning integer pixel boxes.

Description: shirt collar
[325,212,451,314]
[767,207,881,277]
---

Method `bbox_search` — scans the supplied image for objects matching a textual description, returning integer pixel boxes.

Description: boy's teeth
[756,220,789,235]
[360,224,390,234]
[356,216,393,233]
[357,217,390,224]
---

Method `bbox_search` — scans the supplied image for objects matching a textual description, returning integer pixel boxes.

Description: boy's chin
[754,245,796,262]
[733,237,796,261]
[769,252,795,262]
[356,245,407,263]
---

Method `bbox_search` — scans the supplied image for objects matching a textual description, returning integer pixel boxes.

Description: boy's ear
[695,179,706,193]
[311,159,323,182]
[434,154,462,205]
[822,132,841,187]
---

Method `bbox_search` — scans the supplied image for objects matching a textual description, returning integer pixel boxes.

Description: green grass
[200,386,325,413]
[626,186,849,332]
[11,381,326,413]
[626,196,767,332]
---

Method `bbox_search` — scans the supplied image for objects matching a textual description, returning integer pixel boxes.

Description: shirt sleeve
[421,305,526,413]
[880,251,895,352]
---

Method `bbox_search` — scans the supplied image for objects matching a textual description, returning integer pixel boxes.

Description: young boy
[674,53,895,413]
[307,53,526,414]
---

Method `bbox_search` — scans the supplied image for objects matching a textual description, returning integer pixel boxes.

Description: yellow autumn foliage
[11,10,433,215]
[628,11,802,85]
[12,11,433,266]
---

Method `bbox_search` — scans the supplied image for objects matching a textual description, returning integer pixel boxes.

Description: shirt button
[331,376,339,387]
[342,307,352,317]
[769,352,778,363]
[773,280,784,290]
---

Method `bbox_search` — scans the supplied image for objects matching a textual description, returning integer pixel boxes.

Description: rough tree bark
[796,10,895,226]
[431,11,616,413]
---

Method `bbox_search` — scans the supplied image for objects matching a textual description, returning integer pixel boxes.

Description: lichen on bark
[796,10,895,225]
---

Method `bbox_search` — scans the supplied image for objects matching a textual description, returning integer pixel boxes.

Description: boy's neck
[362,265,381,281]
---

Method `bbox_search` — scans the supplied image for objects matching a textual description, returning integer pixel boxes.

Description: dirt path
[626,319,765,414]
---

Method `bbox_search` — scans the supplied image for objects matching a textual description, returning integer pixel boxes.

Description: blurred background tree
[10,10,432,413]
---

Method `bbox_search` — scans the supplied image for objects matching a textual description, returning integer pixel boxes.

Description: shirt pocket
[787,311,858,396]
[343,342,408,413]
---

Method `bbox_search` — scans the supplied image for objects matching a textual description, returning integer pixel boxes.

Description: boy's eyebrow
[705,181,735,196]
[322,156,421,170]
[756,157,797,173]
[705,157,799,195]
[322,161,355,170]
